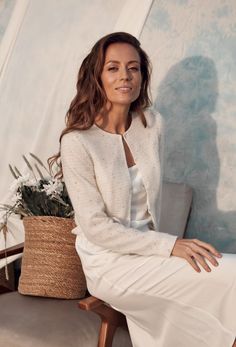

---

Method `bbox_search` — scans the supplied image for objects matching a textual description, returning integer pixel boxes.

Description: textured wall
[141,0,236,252]
[1,0,236,252]
[0,0,15,42]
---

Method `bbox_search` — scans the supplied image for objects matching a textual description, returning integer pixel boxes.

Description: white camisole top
[128,164,154,232]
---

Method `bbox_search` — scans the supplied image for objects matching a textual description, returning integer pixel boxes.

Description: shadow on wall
[155,56,236,253]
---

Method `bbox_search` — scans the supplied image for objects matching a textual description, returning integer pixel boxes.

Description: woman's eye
[129,66,139,71]
[108,67,118,71]
[107,66,139,72]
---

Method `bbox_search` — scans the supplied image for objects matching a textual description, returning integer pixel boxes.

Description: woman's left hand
[171,238,222,272]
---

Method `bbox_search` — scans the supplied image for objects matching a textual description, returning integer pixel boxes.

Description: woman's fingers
[191,243,219,267]
[171,238,223,273]
[190,252,212,272]
[192,239,222,258]
[185,255,201,272]
[185,245,212,272]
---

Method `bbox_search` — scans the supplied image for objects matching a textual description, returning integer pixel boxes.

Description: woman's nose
[119,68,132,80]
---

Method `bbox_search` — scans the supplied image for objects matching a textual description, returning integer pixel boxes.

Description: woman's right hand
[171,238,222,273]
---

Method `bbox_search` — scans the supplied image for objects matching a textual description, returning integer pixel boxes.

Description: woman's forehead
[104,43,140,62]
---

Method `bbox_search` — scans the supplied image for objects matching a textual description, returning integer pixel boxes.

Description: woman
[49,32,236,347]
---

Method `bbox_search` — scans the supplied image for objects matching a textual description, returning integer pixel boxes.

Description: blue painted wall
[141,0,236,252]
[0,0,15,42]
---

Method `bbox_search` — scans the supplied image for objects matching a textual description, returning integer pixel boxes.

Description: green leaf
[29,153,50,175]
[22,154,37,181]
[14,205,32,217]
[0,203,13,209]
[14,166,22,177]
[22,155,33,171]
[0,223,6,232]
[34,164,45,180]
[51,195,68,206]
[9,164,18,179]
[29,153,44,167]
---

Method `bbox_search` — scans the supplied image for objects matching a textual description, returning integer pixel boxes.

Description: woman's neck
[95,106,131,135]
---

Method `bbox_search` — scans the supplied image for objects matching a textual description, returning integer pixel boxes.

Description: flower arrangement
[0,153,74,235]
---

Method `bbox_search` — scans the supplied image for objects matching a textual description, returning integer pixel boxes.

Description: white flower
[42,179,63,196]
[11,192,22,203]
[9,173,31,194]
[24,178,39,187]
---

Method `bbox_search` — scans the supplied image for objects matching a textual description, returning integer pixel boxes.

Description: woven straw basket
[18,216,87,299]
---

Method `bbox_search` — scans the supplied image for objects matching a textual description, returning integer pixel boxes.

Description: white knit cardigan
[60,109,177,257]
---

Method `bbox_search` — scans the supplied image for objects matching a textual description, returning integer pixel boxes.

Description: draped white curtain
[0,0,154,268]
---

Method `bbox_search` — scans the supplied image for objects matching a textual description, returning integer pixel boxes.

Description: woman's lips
[116,87,132,93]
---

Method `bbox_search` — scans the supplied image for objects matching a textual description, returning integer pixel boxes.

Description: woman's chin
[109,96,138,107]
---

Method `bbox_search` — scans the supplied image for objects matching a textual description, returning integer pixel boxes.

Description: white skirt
[75,233,236,347]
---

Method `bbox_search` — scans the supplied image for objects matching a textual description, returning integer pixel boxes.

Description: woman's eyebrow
[105,60,140,65]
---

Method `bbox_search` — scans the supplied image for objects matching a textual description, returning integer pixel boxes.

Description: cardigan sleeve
[60,131,177,257]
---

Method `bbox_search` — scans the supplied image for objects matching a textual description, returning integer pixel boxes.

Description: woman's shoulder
[61,130,81,144]
[61,124,97,141]
[60,130,89,153]
[60,130,93,163]
[60,126,103,154]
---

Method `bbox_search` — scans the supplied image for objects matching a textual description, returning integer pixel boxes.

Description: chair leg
[78,296,129,347]
[98,320,117,347]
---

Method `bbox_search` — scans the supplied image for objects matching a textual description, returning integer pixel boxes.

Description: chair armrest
[79,295,127,327]
[0,243,24,260]
[78,295,105,310]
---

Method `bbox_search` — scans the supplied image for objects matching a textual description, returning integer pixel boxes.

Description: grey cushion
[0,292,132,347]
[160,182,192,238]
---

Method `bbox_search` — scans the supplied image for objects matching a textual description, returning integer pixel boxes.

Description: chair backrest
[159,182,192,238]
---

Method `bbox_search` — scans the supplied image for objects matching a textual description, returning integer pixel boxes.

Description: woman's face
[101,43,142,108]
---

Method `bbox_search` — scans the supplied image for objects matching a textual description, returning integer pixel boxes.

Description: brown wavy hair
[48,32,152,178]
